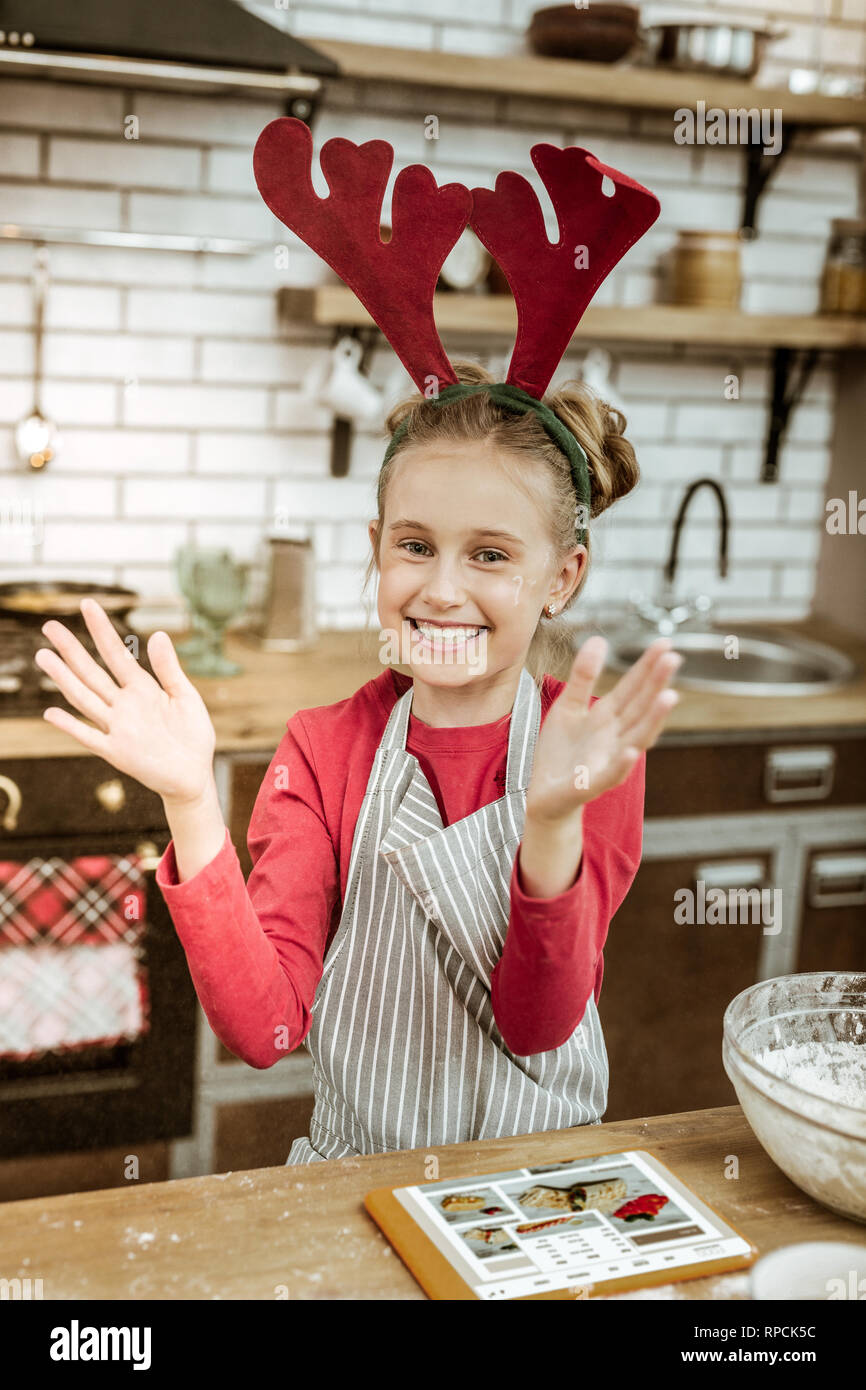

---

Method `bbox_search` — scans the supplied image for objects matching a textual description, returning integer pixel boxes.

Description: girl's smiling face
[369,439,586,697]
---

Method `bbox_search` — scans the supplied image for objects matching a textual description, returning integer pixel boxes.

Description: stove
[0,613,155,717]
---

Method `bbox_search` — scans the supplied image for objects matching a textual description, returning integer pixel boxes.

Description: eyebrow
[388,518,525,546]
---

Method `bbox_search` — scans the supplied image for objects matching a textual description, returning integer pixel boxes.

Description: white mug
[316,336,384,426]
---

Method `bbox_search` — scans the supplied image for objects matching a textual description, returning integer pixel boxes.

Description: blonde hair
[361,359,638,688]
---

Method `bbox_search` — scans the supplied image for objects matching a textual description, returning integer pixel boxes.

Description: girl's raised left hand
[524,635,681,825]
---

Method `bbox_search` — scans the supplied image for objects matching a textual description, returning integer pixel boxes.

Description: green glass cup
[176,547,250,677]
[173,544,208,659]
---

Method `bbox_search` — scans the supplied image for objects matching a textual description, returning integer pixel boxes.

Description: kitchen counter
[2,617,865,759]
[0,1105,860,1300]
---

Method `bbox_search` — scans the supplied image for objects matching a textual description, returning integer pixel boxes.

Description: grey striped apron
[285,666,609,1166]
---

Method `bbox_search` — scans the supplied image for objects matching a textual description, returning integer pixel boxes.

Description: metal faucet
[629,477,730,635]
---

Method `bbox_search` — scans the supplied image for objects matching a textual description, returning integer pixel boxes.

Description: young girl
[34,359,680,1167]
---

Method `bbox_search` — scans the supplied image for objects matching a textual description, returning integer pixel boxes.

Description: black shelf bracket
[741,123,804,236]
[762,345,820,483]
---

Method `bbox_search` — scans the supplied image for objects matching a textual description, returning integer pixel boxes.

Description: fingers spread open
[147,630,190,699]
[613,744,643,783]
[34,649,112,733]
[79,598,143,687]
[606,638,675,716]
[623,688,680,750]
[40,616,119,707]
[558,636,608,712]
[42,704,112,757]
[617,650,682,730]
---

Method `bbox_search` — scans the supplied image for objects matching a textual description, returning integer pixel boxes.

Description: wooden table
[6,617,866,759]
[0,1106,862,1301]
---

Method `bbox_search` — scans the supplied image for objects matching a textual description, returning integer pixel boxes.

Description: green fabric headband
[382,382,592,546]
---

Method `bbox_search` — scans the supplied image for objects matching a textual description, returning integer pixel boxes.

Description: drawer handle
[764,747,835,803]
[695,861,766,891]
[809,852,866,908]
[0,774,22,832]
[95,778,126,813]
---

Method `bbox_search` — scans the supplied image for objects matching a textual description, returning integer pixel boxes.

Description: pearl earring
[546,603,557,616]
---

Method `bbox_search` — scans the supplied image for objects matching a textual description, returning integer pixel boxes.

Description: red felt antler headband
[253,117,660,401]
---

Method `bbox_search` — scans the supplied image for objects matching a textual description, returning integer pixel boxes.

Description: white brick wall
[130,92,283,146]
[44,333,194,380]
[49,137,203,189]
[126,190,275,240]
[53,430,191,474]
[44,286,122,331]
[0,2,863,629]
[0,182,122,229]
[125,288,275,335]
[122,476,268,520]
[122,383,270,430]
[0,133,40,177]
[0,79,123,131]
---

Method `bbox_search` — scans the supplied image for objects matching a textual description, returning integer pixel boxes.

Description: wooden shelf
[317,39,866,128]
[279,287,866,350]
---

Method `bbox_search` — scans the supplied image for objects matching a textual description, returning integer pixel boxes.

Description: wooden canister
[670,230,742,309]
[820,219,866,314]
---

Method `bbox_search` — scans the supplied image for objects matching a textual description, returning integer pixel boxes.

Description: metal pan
[0,581,140,624]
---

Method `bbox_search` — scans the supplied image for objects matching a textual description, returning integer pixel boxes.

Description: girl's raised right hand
[35,598,217,806]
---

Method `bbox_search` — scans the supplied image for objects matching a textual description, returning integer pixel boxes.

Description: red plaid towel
[0,853,151,1060]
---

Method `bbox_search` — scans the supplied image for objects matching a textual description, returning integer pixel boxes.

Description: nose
[419,555,468,610]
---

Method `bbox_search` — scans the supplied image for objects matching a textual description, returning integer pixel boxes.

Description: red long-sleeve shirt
[155,666,644,1066]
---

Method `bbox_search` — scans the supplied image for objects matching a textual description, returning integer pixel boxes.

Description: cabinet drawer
[599,852,770,1122]
[214,1094,315,1171]
[0,756,165,839]
[228,758,271,879]
[798,845,866,974]
[647,737,866,817]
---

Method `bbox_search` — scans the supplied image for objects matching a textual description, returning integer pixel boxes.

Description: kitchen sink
[604,626,858,696]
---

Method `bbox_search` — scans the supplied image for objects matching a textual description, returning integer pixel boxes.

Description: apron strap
[379,682,414,754]
[506,667,542,795]
[380,667,541,793]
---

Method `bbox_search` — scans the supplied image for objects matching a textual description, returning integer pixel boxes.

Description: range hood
[0,0,339,97]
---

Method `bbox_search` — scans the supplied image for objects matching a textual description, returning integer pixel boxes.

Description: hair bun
[548,381,638,517]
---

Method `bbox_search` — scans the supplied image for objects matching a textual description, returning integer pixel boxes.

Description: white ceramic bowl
[750,1241,866,1299]
[723,973,866,1223]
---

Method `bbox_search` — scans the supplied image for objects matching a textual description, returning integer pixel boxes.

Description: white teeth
[414,621,481,641]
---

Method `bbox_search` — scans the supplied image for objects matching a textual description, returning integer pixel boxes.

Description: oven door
[0,829,197,1159]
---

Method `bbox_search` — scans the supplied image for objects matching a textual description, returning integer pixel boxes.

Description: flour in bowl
[754,1041,866,1111]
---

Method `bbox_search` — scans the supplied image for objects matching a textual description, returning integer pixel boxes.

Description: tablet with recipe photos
[364,1148,758,1300]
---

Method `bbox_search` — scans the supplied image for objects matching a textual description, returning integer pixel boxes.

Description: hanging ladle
[16,245,59,470]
